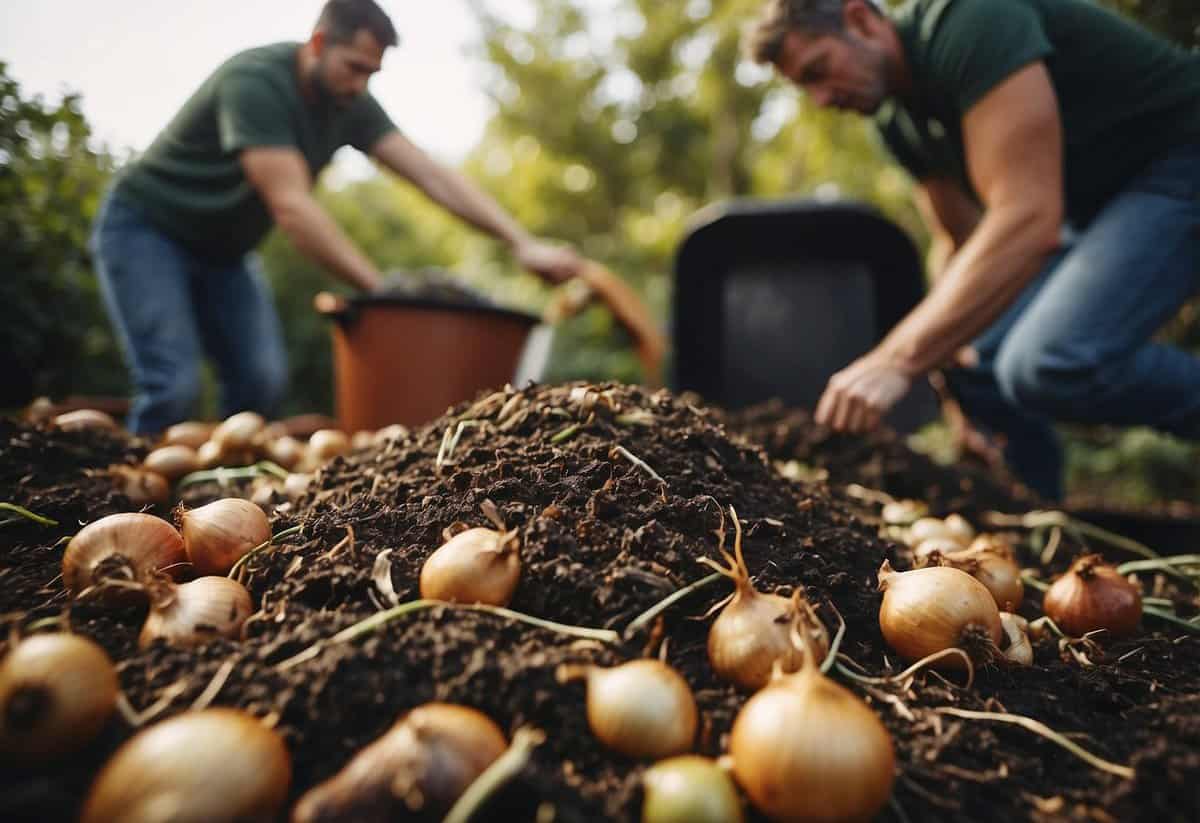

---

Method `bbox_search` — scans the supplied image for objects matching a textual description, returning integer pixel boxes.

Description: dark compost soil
[1,384,1198,822]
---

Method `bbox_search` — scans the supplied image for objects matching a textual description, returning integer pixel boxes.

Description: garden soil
[1,384,1197,822]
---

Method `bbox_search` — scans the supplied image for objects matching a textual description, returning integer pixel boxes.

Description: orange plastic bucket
[316,293,539,433]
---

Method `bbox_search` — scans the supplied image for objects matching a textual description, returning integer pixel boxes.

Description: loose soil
[1,385,1198,822]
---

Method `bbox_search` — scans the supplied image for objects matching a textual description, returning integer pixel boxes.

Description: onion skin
[931,546,1024,611]
[109,465,171,506]
[877,561,1002,667]
[642,756,744,823]
[420,527,521,607]
[162,421,215,449]
[143,445,199,481]
[0,634,117,762]
[63,512,187,601]
[730,664,895,823]
[306,429,350,463]
[1043,555,1142,639]
[81,708,290,823]
[265,436,306,471]
[563,660,697,760]
[211,411,266,451]
[180,498,272,576]
[291,703,506,823]
[139,577,253,649]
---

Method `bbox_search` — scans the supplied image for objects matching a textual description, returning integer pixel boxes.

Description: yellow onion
[81,708,290,823]
[306,429,350,465]
[702,506,828,690]
[880,499,927,526]
[196,439,226,469]
[877,561,1002,667]
[53,409,118,432]
[210,411,266,452]
[180,498,272,576]
[292,702,506,822]
[420,500,520,606]
[63,512,187,601]
[139,577,253,649]
[351,430,374,451]
[907,517,968,550]
[0,633,117,762]
[1043,554,1142,639]
[729,630,895,823]
[942,513,976,545]
[911,537,967,566]
[558,659,697,759]
[163,421,216,449]
[284,472,313,500]
[143,445,199,481]
[265,436,305,471]
[932,545,1024,611]
[109,464,171,506]
[642,756,744,823]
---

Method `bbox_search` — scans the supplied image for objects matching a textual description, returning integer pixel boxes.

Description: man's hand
[815,350,914,433]
[513,237,584,285]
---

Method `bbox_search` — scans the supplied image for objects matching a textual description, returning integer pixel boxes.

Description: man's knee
[994,344,1104,419]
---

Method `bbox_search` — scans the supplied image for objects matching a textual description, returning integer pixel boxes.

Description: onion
[63,512,187,601]
[0,633,117,762]
[211,411,266,452]
[729,629,895,823]
[53,409,118,432]
[292,702,506,822]
[81,708,290,823]
[265,436,305,471]
[180,498,272,576]
[702,506,828,690]
[931,543,1024,611]
[942,513,976,544]
[558,659,697,759]
[880,499,927,526]
[163,421,216,449]
[642,756,744,823]
[284,472,313,500]
[907,517,968,549]
[109,464,171,507]
[877,560,1002,667]
[351,430,374,451]
[143,445,199,481]
[139,577,253,649]
[372,424,409,446]
[420,500,521,606]
[1043,554,1142,639]
[196,439,226,469]
[306,429,350,465]
[999,612,1033,666]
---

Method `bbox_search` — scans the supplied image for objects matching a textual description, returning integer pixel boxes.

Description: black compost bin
[672,198,938,432]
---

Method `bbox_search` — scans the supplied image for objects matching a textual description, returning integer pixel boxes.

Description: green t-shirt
[875,0,1200,226]
[114,42,397,262]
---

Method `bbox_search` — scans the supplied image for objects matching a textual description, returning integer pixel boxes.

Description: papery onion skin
[730,665,895,823]
[642,756,744,823]
[291,702,506,823]
[180,498,272,576]
[1043,555,1142,638]
[878,562,1002,667]
[139,577,253,649]
[81,708,290,823]
[935,547,1024,611]
[420,527,521,606]
[566,660,697,760]
[0,634,118,762]
[63,512,187,601]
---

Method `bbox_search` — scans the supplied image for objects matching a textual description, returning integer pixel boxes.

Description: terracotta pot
[316,292,539,432]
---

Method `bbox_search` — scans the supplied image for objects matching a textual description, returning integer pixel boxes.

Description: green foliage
[0,62,125,408]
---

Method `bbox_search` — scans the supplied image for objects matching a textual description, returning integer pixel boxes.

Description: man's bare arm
[877,62,1064,374]
[914,177,982,277]
[241,147,382,292]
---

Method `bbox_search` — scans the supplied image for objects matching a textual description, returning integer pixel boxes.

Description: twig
[933,707,1135,779]
[0,503,59,527]
[115,680,189,728]
[444,727,546,823]
[228,524,304,580]
[984,510,1158,560]
[276,600,619,671]
[623,573,722,639]
[836,648,975,690]
[612,445,665,485]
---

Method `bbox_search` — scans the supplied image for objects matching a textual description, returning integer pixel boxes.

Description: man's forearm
[880,204,1059,374]
[273,195,383,292]
[412,165,531,249]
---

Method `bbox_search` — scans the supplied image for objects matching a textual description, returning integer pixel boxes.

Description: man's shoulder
[216,42,301,84]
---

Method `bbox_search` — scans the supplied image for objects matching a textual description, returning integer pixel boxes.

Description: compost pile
[2,383,1199,822]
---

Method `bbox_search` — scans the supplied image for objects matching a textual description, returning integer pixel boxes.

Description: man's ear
[310,29,326,56]
[843,0,877,37]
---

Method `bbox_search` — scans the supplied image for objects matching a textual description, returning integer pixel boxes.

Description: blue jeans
[90,193,288,434]
[947,143,1200,501]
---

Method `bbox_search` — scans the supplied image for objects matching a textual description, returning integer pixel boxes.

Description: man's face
[313,29,385,107]
[776,27,891,115]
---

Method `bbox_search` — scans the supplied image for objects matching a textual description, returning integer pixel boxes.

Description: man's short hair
[745,0,855,66]
[317,0,399,48]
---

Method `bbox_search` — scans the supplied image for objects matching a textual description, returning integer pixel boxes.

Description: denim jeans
[90,193,288,434]
[946,143,1200,501]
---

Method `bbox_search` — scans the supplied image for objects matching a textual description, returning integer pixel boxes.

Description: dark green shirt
[875,0,1200,226]
[114,42,397,262]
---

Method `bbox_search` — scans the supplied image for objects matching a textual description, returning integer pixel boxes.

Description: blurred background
[1,0,1197,505]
